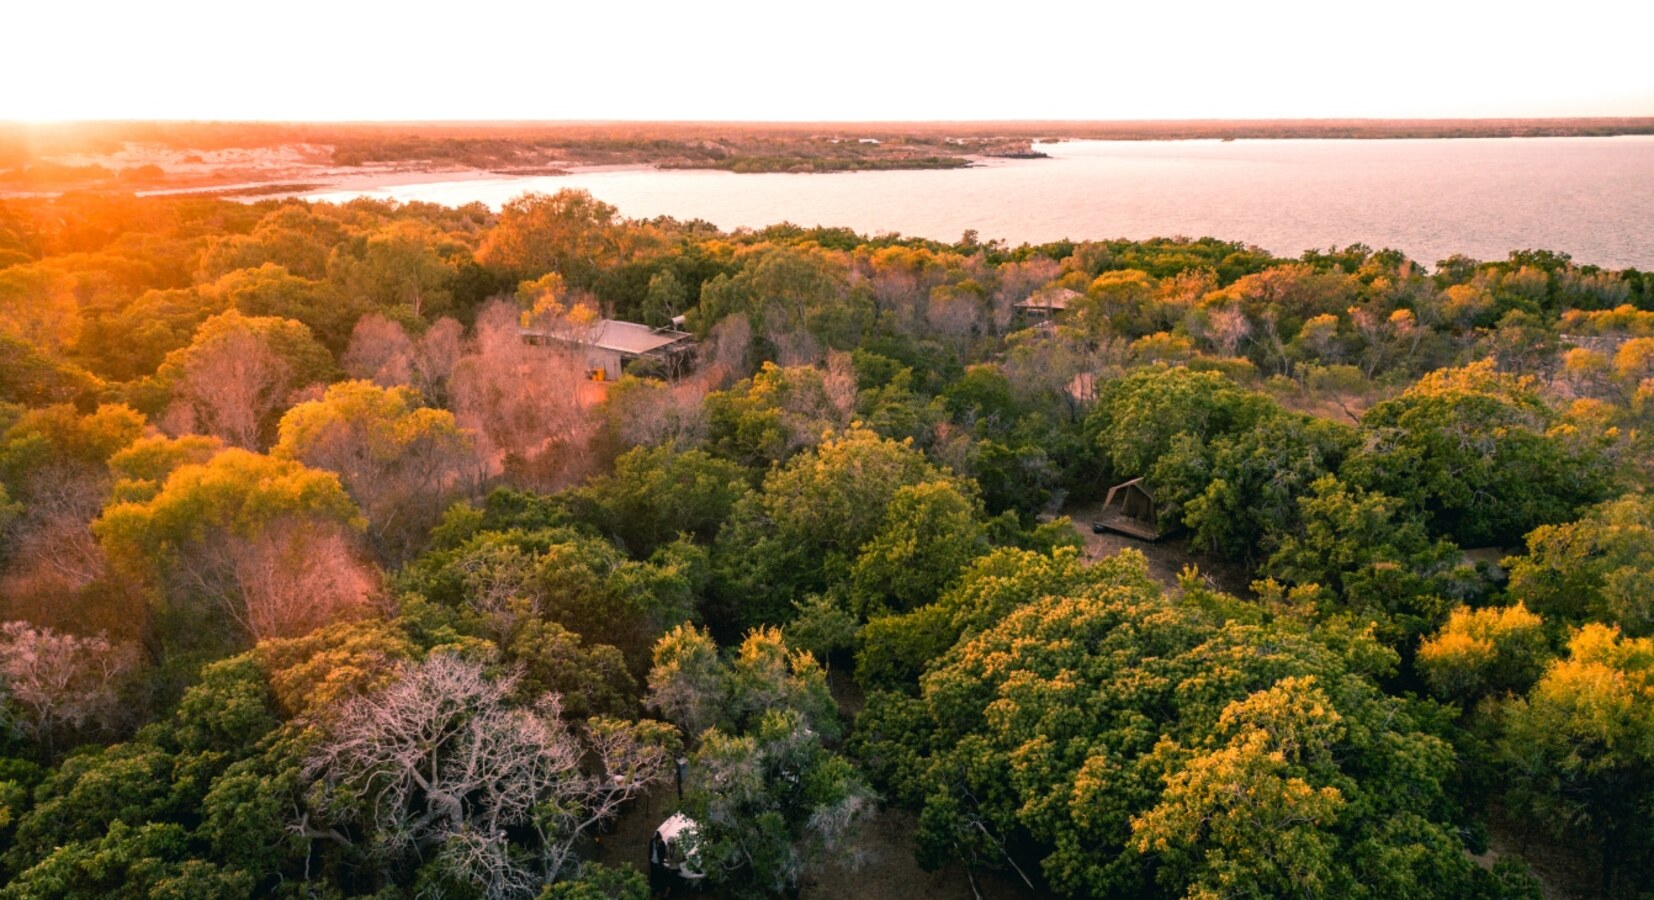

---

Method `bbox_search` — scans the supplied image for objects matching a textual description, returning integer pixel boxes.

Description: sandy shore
[1,136,1016,201]
[133,162,655,199]
[0,137,665,201]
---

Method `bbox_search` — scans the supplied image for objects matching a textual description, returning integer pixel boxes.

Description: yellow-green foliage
[95,447,363,580]
[1417,603,1550,700]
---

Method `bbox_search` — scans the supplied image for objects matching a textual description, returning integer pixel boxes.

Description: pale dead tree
[864,255,951,337]
[700,314,754,386]
[823,351,859,426]
[868,265,921,317]
[928,421,975,476]
[605,377,709,452]
[450,302,597,491]
[345,315,467,408]
[766,324,823,368]
[1247,308,1292,375]
[161,517,374,643]
[0,621,138,746]
[411,317,465,404]
[2,466,108,591]
[992,257,1062,333]
[225,522,377,641]
[1348,305,1391,378]
[343,314,415,387]
[762,366,854,457]
[1389,308,1428,367]
[927,287,984,352]
[298,654,670,898]
[1002,328,1121,422]
[1206,304,1253,358]
[1162,268,1223,335]
[168,328,293,449]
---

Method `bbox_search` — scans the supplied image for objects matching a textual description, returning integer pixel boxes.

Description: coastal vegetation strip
[5,117,1653,195]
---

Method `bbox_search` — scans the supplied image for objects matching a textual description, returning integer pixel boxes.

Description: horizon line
[6,115,1654,127]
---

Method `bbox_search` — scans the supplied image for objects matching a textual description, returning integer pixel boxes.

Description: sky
[6,0,1652,122]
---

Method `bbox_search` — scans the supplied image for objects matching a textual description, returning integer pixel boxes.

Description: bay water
[301,136,1654,269]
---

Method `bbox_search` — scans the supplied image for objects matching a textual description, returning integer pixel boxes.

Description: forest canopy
[0,186,1651,897]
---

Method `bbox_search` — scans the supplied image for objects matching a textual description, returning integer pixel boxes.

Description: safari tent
[1094,477,1170,541]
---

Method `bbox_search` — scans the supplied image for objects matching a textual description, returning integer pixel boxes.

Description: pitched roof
[1015,286,1081,310]
[521,319,692,355]
[587,319,691,355]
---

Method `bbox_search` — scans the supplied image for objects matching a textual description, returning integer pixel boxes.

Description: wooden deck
[1092,512,1168,542]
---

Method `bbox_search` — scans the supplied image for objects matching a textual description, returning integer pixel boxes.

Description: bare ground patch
[1059,500,1255,597]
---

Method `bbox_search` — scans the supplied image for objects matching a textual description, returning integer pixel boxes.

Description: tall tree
[94,448,370,646]
[274,380,475,562]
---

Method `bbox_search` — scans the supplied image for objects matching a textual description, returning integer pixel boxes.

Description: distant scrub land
[4,117,1652,194]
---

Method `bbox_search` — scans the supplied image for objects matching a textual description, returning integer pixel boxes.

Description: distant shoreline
[4,118,1653,198]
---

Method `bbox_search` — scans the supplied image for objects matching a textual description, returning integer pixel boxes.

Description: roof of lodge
[1014,286,1081,310]
[522,319,692,355]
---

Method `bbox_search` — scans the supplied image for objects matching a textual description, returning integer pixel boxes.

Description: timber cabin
[520,317,696,381]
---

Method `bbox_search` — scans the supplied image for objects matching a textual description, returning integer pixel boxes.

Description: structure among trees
[1013,285,1079,323]
[1095,477,1170,541]
[521,317,695,381]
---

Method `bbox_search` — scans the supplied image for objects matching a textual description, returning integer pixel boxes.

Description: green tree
[0,403,145,498]
[94,448,368,647]
[477,190,631,286]
[710,428,964,628]
[853,551,1489,898]
[0,264,80,352]
[106,433,224,504]
[1165,411,1357,560]
[273,380,475,562]
[697,244,868,360]
[1264,475,1462,646]
[1345,361,1608,546]
[1417,604,1551,702]
[73,286,227,381]
[648,626,869,895]
[848,480,987,617]
[640,269,687,328]
[0,332,100,406]
[1499,624,1654,893]
[853,544,1120,694]
[206,263,356,353]
[396,522,702,667]
[571,443,750,558]
[329,219,458,322]
[1085,364,1273,479]
[1129,677,1348,898]
[1504,495,1654,634]
[703,361,854,468]
[196,203,344,282]
[2,820,254,899]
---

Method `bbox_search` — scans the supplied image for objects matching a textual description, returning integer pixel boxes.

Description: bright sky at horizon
[7,0,1652,122]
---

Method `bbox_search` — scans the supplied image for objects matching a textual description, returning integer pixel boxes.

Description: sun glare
[6,0,1651,121]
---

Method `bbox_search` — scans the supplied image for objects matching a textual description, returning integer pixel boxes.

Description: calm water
[303,137,1654,269]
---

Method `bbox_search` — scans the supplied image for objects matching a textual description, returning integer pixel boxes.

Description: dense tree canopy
[3,186,1649,897]
[855,551,1501,898]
